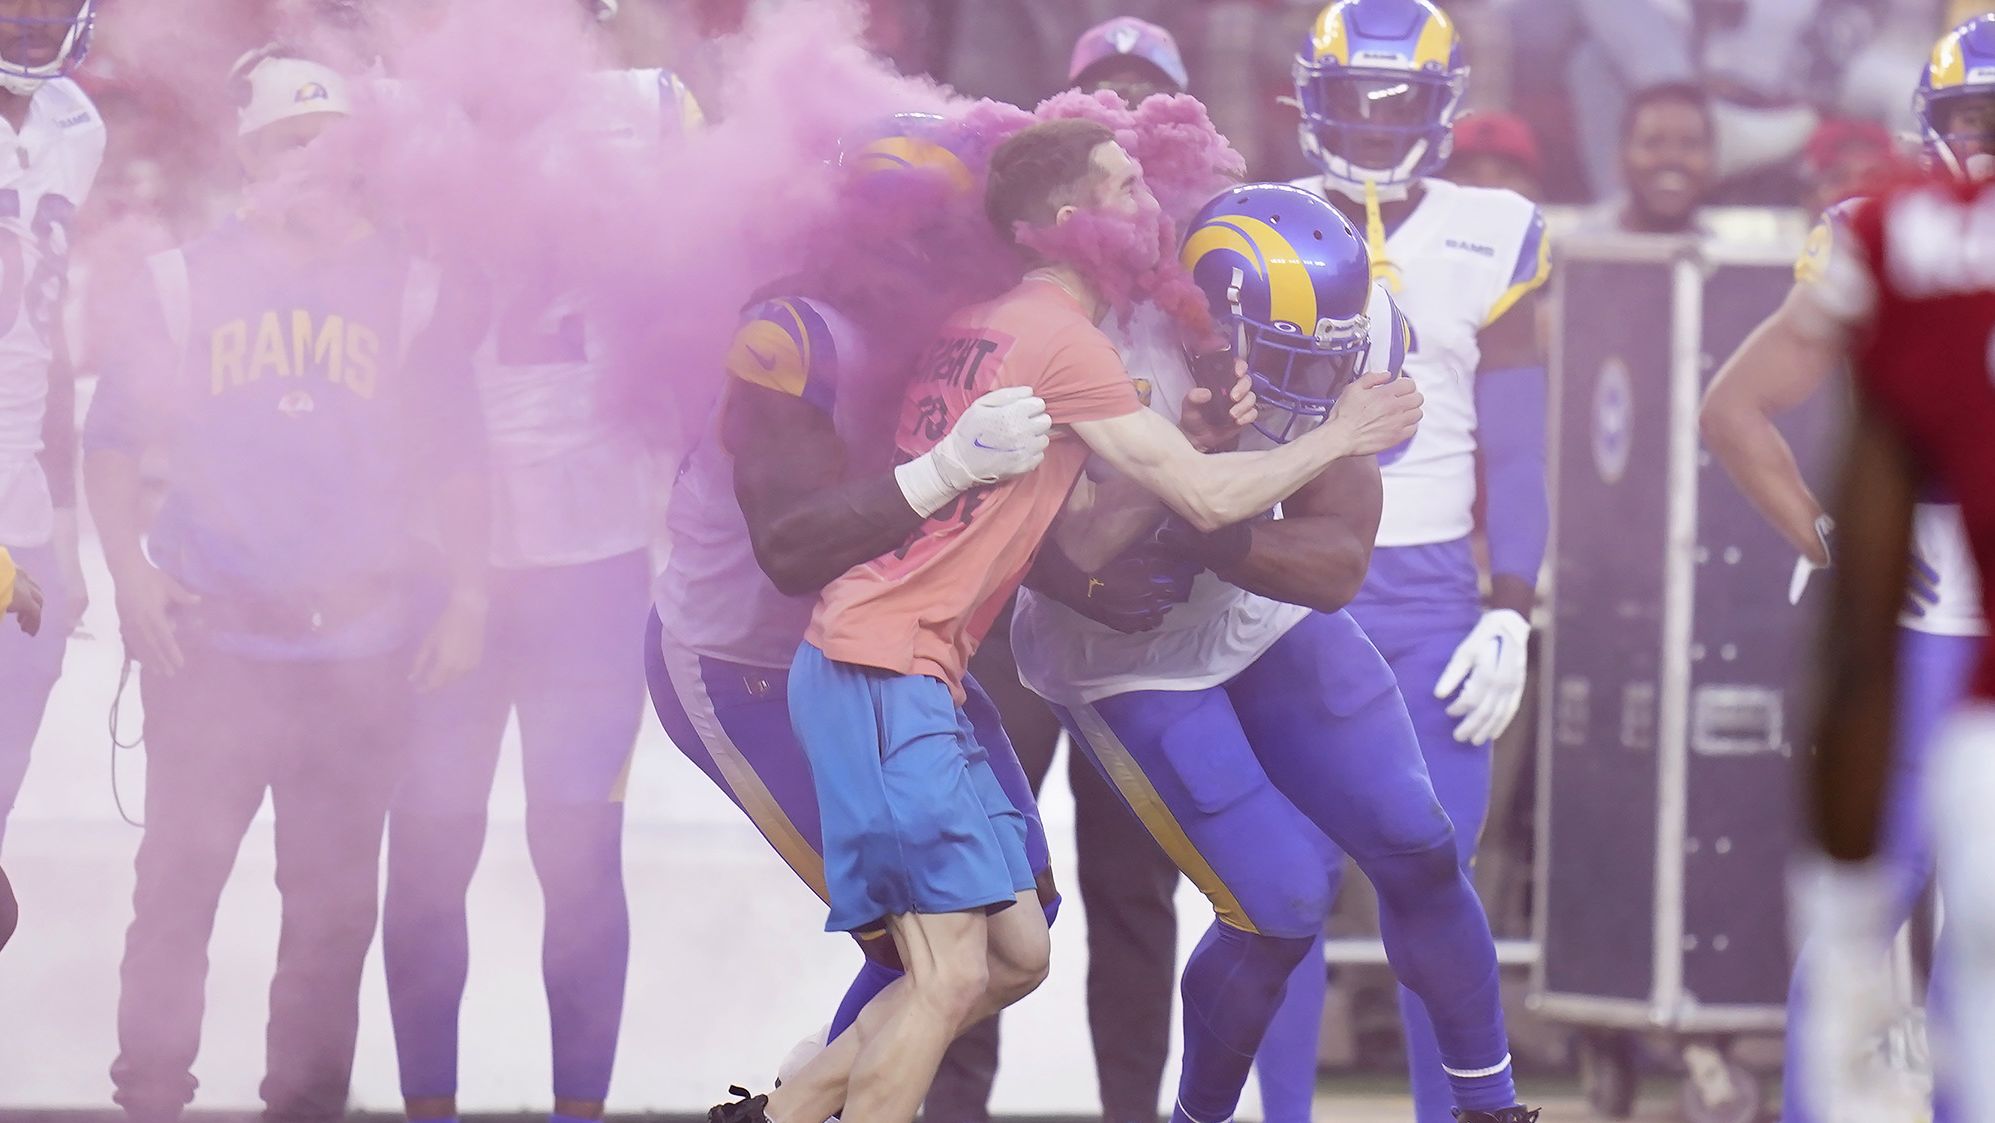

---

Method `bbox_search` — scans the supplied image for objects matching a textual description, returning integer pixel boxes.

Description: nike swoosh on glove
[1434,608,1531,745]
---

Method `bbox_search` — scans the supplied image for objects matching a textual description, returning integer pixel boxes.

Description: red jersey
[1824,176,1995,698]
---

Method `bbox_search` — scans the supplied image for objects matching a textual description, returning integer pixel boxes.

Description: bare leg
[768,894,1048,1123]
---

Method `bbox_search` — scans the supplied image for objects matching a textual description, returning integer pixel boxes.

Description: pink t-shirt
[808,279,1143,697]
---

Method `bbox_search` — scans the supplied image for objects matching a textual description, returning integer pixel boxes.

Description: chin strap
[1363,179,1403,292]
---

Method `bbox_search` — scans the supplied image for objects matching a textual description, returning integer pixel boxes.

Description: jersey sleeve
[724,297,842,415]
[1363,282,1413,378]
[1038,323,1143,425]
[1483,206,1552,328]
[1797,198,1880,332]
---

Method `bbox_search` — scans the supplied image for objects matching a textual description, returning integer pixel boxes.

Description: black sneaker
[1453,1109,1541,1123]
[707,1085,772,1123]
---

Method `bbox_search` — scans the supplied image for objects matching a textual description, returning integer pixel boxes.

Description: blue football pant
[383,550,650,1104]
[1257,540,1496,1123]
[1058,610,1510,1123]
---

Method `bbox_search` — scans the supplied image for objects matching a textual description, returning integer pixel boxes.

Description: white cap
[233,51,352,138]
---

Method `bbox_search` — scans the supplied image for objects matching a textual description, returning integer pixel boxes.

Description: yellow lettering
[209,319,247,394]
[248,311,290,382]
[308,312,344,384]
[344,324,379,398]
[289,310,312,376]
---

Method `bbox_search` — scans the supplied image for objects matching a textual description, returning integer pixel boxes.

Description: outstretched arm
[1070,372,1420,534]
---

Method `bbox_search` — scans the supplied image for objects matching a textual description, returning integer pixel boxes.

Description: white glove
[894,385,1052,518]
[1787,855,1925,1123]
[1434,608,1531,745]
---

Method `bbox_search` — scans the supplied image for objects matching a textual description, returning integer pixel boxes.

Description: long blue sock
[829,957,902,1041]
[1254,932,1327,1123]
[1173,921,1316,1123]
[551,1113,599,1123]
[1366,847,1514,1113]
[527,803,630,1104]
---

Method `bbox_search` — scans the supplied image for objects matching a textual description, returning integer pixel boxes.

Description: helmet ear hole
[1313,230,1324,240]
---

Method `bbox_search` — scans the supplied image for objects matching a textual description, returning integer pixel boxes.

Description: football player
[1263,3,1552,1119]
[0,0,102,855]
[1700,17,1995,1123]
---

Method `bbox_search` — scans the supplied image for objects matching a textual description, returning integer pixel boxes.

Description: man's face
[1623,99,1714,230]
[1445,152,1542,202]
[1077,58,1177,107]
[1081,140,1150,220]
[1940,95,1995,171]
[241,112,339,185]
[0,0,83,71]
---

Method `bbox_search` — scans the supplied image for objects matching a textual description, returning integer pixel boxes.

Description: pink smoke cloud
[1013,89,1239,350]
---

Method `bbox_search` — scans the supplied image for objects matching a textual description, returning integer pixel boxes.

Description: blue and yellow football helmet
[836,112,978,198]
[1916,15,1995,181]
[0,0,92,96]
[1294,0,1467,197]
[1182,182,1379,444]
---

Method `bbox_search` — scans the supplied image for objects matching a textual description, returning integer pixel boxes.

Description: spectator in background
[86,50,486,1123]
[1800,116,1897,216]
[924,20,1191,1123]
[1578,81,1718,236]
[1443,110,1546,202]
[1065,14,1188,105]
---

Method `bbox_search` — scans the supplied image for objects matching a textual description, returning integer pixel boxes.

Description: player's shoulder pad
[724,295,846,414]
[1363,281,1413,378]
[1796,198,1868,285]
[1484,195,1550,328]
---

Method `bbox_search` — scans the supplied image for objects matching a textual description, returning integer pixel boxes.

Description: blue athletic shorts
[788,641,1036,933]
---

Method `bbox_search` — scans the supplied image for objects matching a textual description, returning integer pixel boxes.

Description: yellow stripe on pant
[1068,702,1259,934]
[654,629,830,903]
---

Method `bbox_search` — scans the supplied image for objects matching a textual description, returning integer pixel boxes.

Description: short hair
[1621,81,1715,143]
[984,118,1117,247]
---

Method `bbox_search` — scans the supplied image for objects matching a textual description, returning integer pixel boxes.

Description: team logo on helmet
[1293,0,1468,193]
[839,113,978,198]
[1916,15,1995,181]
[1181,183,1375,443]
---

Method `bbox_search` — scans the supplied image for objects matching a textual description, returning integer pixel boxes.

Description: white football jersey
[1011,288,1406,706]
[475,69,701,568]
[0,79,102,547]
[1290,176,1549,548]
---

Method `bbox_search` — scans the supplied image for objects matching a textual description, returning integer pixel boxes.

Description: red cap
[1803,117,1895,177]
[1450,111,1543,182]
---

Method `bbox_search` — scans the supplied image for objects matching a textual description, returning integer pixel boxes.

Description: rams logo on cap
[1111,25,1141,53]
[294,82,330,104]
